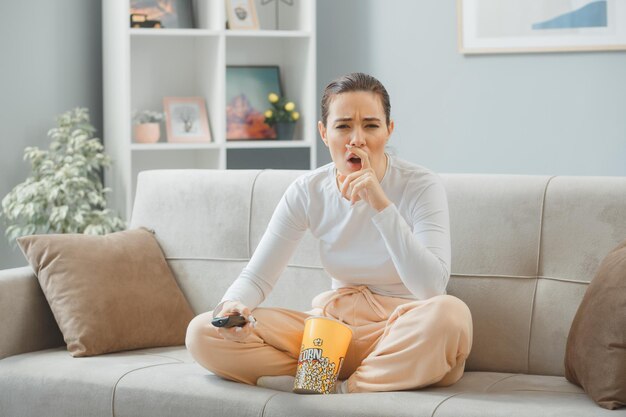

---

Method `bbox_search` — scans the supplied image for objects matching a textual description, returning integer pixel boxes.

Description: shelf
[225,140,311,149]
[130,29,311,38]
[130,142,220,151]
[104,0,317,219]
[225,30,311,38]
[130,141,310,150]
[130,35,222,144]
[130,28,220,37]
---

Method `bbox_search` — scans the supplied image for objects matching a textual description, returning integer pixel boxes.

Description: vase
[133,123,160,143]
[274,122,295,141]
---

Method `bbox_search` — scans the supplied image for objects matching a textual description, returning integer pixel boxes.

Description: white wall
[0,0,103,269]
[316,0,626,176]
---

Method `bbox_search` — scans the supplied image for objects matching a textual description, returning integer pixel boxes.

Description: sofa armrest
[0,266,64,360]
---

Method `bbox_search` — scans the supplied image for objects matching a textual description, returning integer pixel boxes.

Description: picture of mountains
[532,0,607,30]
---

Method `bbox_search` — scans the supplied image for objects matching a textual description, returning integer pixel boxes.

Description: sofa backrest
[129,169,626,378]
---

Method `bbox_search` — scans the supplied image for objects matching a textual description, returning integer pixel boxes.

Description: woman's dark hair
[320,72,391,128]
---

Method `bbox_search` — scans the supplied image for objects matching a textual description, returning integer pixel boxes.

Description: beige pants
[185,285,473,393]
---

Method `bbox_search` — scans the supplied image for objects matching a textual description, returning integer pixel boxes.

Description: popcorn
[294,356,340,394]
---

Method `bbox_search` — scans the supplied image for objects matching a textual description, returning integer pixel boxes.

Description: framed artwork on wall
[457,0,626,54]
[130,0,195,29]
[225,0,260,30]
[163,97,212,143]
[226,66,283,140]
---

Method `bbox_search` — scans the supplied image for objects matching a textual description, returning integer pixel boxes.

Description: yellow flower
[264,110,273,118]
[284,101,295,112]
[268,93,279,103]
[291,111,300,121]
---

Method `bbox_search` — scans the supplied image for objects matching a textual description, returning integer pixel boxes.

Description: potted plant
[263,93,300,140]
[0,107,126,244]
[132,109,164,143]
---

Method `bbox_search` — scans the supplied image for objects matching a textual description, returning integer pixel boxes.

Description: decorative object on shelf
[260,0,294,30]
[130,13,163,28]
[132,110,164,143]
[225,0,260,30]
[264,92,299,140]
[0,107,126,244]
[163,97,212,143]
[273,121,296,141]
[130,0,194,29]
[458,0,626,54]
[226,65,283,140]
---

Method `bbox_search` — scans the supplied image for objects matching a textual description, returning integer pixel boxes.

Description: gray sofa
[1,168,625,417]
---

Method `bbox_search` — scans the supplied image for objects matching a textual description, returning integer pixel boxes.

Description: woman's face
[318,91,394,179]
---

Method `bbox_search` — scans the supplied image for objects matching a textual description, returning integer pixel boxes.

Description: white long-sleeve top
[214,152,451,315]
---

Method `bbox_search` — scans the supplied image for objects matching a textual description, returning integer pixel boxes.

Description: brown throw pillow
[17,227,195,357]
[564,238,626,410]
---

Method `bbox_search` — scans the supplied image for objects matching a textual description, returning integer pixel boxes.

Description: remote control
[211,314,248,328]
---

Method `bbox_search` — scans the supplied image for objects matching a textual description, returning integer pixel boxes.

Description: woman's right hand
[215,300,257,342]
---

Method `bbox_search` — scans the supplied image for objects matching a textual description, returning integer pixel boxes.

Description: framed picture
[226,66,283,140]
[163,97,212,143]
[458,0,626,54]
[225,0,260,30]
[130,0,194,29]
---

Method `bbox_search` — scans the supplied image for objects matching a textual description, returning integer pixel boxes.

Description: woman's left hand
[339,145,392,212]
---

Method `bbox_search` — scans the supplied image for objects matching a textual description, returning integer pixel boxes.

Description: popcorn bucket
[293,316,353,394]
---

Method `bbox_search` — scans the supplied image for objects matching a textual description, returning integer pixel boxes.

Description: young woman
[185,72,473,394]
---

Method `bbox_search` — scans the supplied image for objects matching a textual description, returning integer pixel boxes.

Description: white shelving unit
[103,0,317,220]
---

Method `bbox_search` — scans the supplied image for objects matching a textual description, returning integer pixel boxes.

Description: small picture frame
[130,0,195,29]
[226,65,283,140]
[163,97,212,143]
[225,0,260,30]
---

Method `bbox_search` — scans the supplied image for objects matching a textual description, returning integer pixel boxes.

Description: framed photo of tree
[163,97,211,143]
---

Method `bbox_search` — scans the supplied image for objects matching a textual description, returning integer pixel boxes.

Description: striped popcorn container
[293,316,353,394]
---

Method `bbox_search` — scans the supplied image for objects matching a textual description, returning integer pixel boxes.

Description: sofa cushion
[17,228,194,357]
[431,389,612,417]
[263,373,610,417]
[1,346,608,417]
[564,238,626,410]
[0,347,187,417]
[113,349,287,417]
